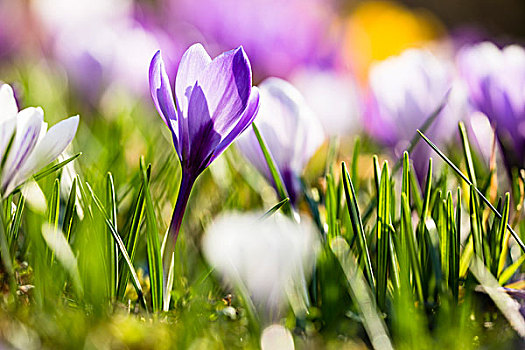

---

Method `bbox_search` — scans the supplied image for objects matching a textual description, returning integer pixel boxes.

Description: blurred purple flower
[149,43,259,245]
[291,68,362,137]
[365,49,467,178]
[0,84,79,197]
[33,0,169,102]
[237,78,325,205]
[169,0,339,78]
[457,42,525,169]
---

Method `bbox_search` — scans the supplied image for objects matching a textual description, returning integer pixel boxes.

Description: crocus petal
[10,115,80,195]
[209,87,260,166]
[1,107,44,193]
[0,84,18,121]
[186,84,221,174]
[237,78,324,205]
[197,46,252,137]
[175,44,212,159]
[0,117,16,160]
[149,50,180,156]
[175,43,212,117]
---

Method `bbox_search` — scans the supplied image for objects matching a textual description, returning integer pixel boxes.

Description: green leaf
[499,254,525,285]
[252,123,292,217]
[62,177,77,242]
[341,161,375,290]
[497,193,511,278]
[417,129,525,253]
[105,173,118,298]
[140,157,163,313]
[85,182,147,309]
[260,197,290,220]
[8,195,25,251]
[376,161,392,309]
[48,179,60,264]
[117,165,149,299]
[458,122,477,187]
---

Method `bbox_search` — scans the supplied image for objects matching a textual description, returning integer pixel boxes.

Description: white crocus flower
[203,211,319,321]
[0,84,79,197]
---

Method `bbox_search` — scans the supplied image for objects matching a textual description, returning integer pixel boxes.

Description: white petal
[1,107,44,194]
[0,117,16,160]
[0,84,19,121]
[12,115,79,193]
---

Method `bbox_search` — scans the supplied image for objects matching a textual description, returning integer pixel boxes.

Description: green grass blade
[260,197,290,220]
[34,153,82,182]
[326,172,338,240]
[400,193,424,304]
[49,179,60,230]
[85,182,147,309]
[469,185,484,261]
[48,179,60,264]
[499,253,525,285]
[417,129,525,253]
[117,165,150,299]
[447,192,459,301]
[105,173,118,298]
[341,161,375,290]
[351,137,360,193]
[140,157,163,313]
[62,177,77,242]
[252,123,292,217]
[458,122,477,186]
[497,193,511,278]
[8,195,25,251]
[376,161,391,309]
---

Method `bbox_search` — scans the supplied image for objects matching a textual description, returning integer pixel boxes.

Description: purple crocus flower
[149,43,260,244]
[168,0,339,78]
[365,48,467,179]
[236,78,325,205]
[457,42,525,169]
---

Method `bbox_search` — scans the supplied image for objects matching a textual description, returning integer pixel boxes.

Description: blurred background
[1,0,522,133]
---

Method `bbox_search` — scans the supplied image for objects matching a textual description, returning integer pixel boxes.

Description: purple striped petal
[186,84,221,174]
[1,107,44,194]
[149,50,180,156]
[197,46,252,137]
[175,43,212,117]
[175,44,212,160]
[11,115,79,194]
[209,87,260,166]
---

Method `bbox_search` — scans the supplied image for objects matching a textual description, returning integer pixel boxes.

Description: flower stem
[168,173,195,245]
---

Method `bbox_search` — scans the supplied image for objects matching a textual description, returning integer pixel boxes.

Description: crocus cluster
[149,44,259,245]
[236,78,325,205]
[457,42,525,170]
[0,84,79,197]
